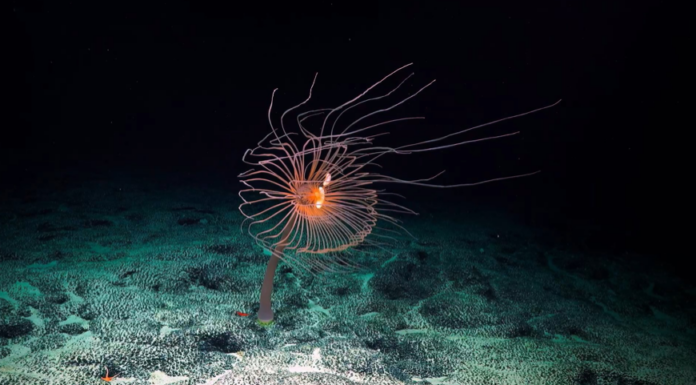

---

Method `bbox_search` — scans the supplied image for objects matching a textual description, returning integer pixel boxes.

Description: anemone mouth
[238,63,559,275]
[294,182,327,216]
[294,182,321,205]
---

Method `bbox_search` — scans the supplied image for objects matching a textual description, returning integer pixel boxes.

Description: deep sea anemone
[239,63,559,325]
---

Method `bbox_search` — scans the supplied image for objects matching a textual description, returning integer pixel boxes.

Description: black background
[5,1,689,277]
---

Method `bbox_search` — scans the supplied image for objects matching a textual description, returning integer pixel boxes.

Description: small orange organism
[101,366,118,382]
